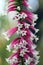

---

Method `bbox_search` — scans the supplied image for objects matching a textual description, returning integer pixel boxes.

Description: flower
[21,30,27,36]
[17,23,23,29]
[31,44,37,49]
[33,14,38,22]
[2,32,10,41]
[25,23,30,28]
[32,50,39,56]
[3,0,39,65]
[20,48,27,57]
[6,56,18,64]
[17,6,21,11]
[35,29,39,33]
[16,29,21,35]
[21,12,27,19]
[2,27,17,40]
[31,23,36,26]
[25,57,32,65]
[34,36,39,42]
[6,44,12,52]
[6,51,20,64]
[16,29,27,36]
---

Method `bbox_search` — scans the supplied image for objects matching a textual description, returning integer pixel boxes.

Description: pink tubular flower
[9,0,14,2]
[20,10,38,24]
[22,0,32,9]
[6,38,19,52]
[3,0,39,65]
[7,0,16,12]
[2,27,17,40]
[22,0,28,7]
[6,51,20,65]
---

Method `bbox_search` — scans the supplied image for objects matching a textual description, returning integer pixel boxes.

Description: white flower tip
[25,57,32,65]
[36,56,40,60]
[30,37,34,41]
[32,44,37,49]
[6,58,10,63]
[22,13,27,19]
[35,37,39,42]
[2,33,10,41]
[6,45,11,52]
[32,23,36,26]
[34,51,39,55]
[35,29,39,33]
[12,50,16,53]
[25,23,30,28]
[17,23,23,29]
[28,5,32,10]
[33,14,38,22]
[35,61,39,65]
[6,58,8,62]
[17,6,21,11]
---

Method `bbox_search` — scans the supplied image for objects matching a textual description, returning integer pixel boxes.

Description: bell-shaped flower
[2,27,17,40]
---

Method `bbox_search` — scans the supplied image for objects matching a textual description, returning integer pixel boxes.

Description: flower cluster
[3,0,39,65]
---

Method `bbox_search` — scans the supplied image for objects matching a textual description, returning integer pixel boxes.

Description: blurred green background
[0,0,43,65]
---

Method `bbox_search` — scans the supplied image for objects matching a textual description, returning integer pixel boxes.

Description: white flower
[35,56,40,61]
[18,44,22,48]
[21,13,27,19]
[30,37,34,41]
[12,56,18,63]
[6,58,10,63]
[17,6,21,11]
[25,23,30,28]
[2,33,10,41]
[35,37,39,42]
[33,50,39,56]
[31,32,36,38]
[16,29,21,35]
[25,57,32,65]
[30,33,36,41]
[28,5,32,10]
[31,23,36,26]
[8,11,19,21]
[6,45,12,52]
[6,58,13,64]
[21,30,27,36]
[32,44,37,49]
[16,13,21,20]
[33,14,38,22]
[6,57,18,64]
[20,48,28,57]
[31,33,39,42]
[12,49,17,53]
[35,60,39,65]
[20,52,24,57]
[17,29,27,36]
[23,40,27,46]
[35,29,39,33]
[16,40,27,49]
[14,44,19,50]
[17,23,23,29]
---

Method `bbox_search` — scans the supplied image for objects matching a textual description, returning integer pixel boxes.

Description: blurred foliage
[39,0,43,9]
[0,0,43,65]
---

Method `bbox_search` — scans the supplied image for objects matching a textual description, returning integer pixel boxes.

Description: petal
[2,27,17,40]
[10,38,19,46]
[6,38,19,52]
[22,0,28,7]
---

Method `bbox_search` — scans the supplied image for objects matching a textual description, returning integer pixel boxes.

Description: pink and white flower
[3,0,39,65]
[2,27,18,41]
